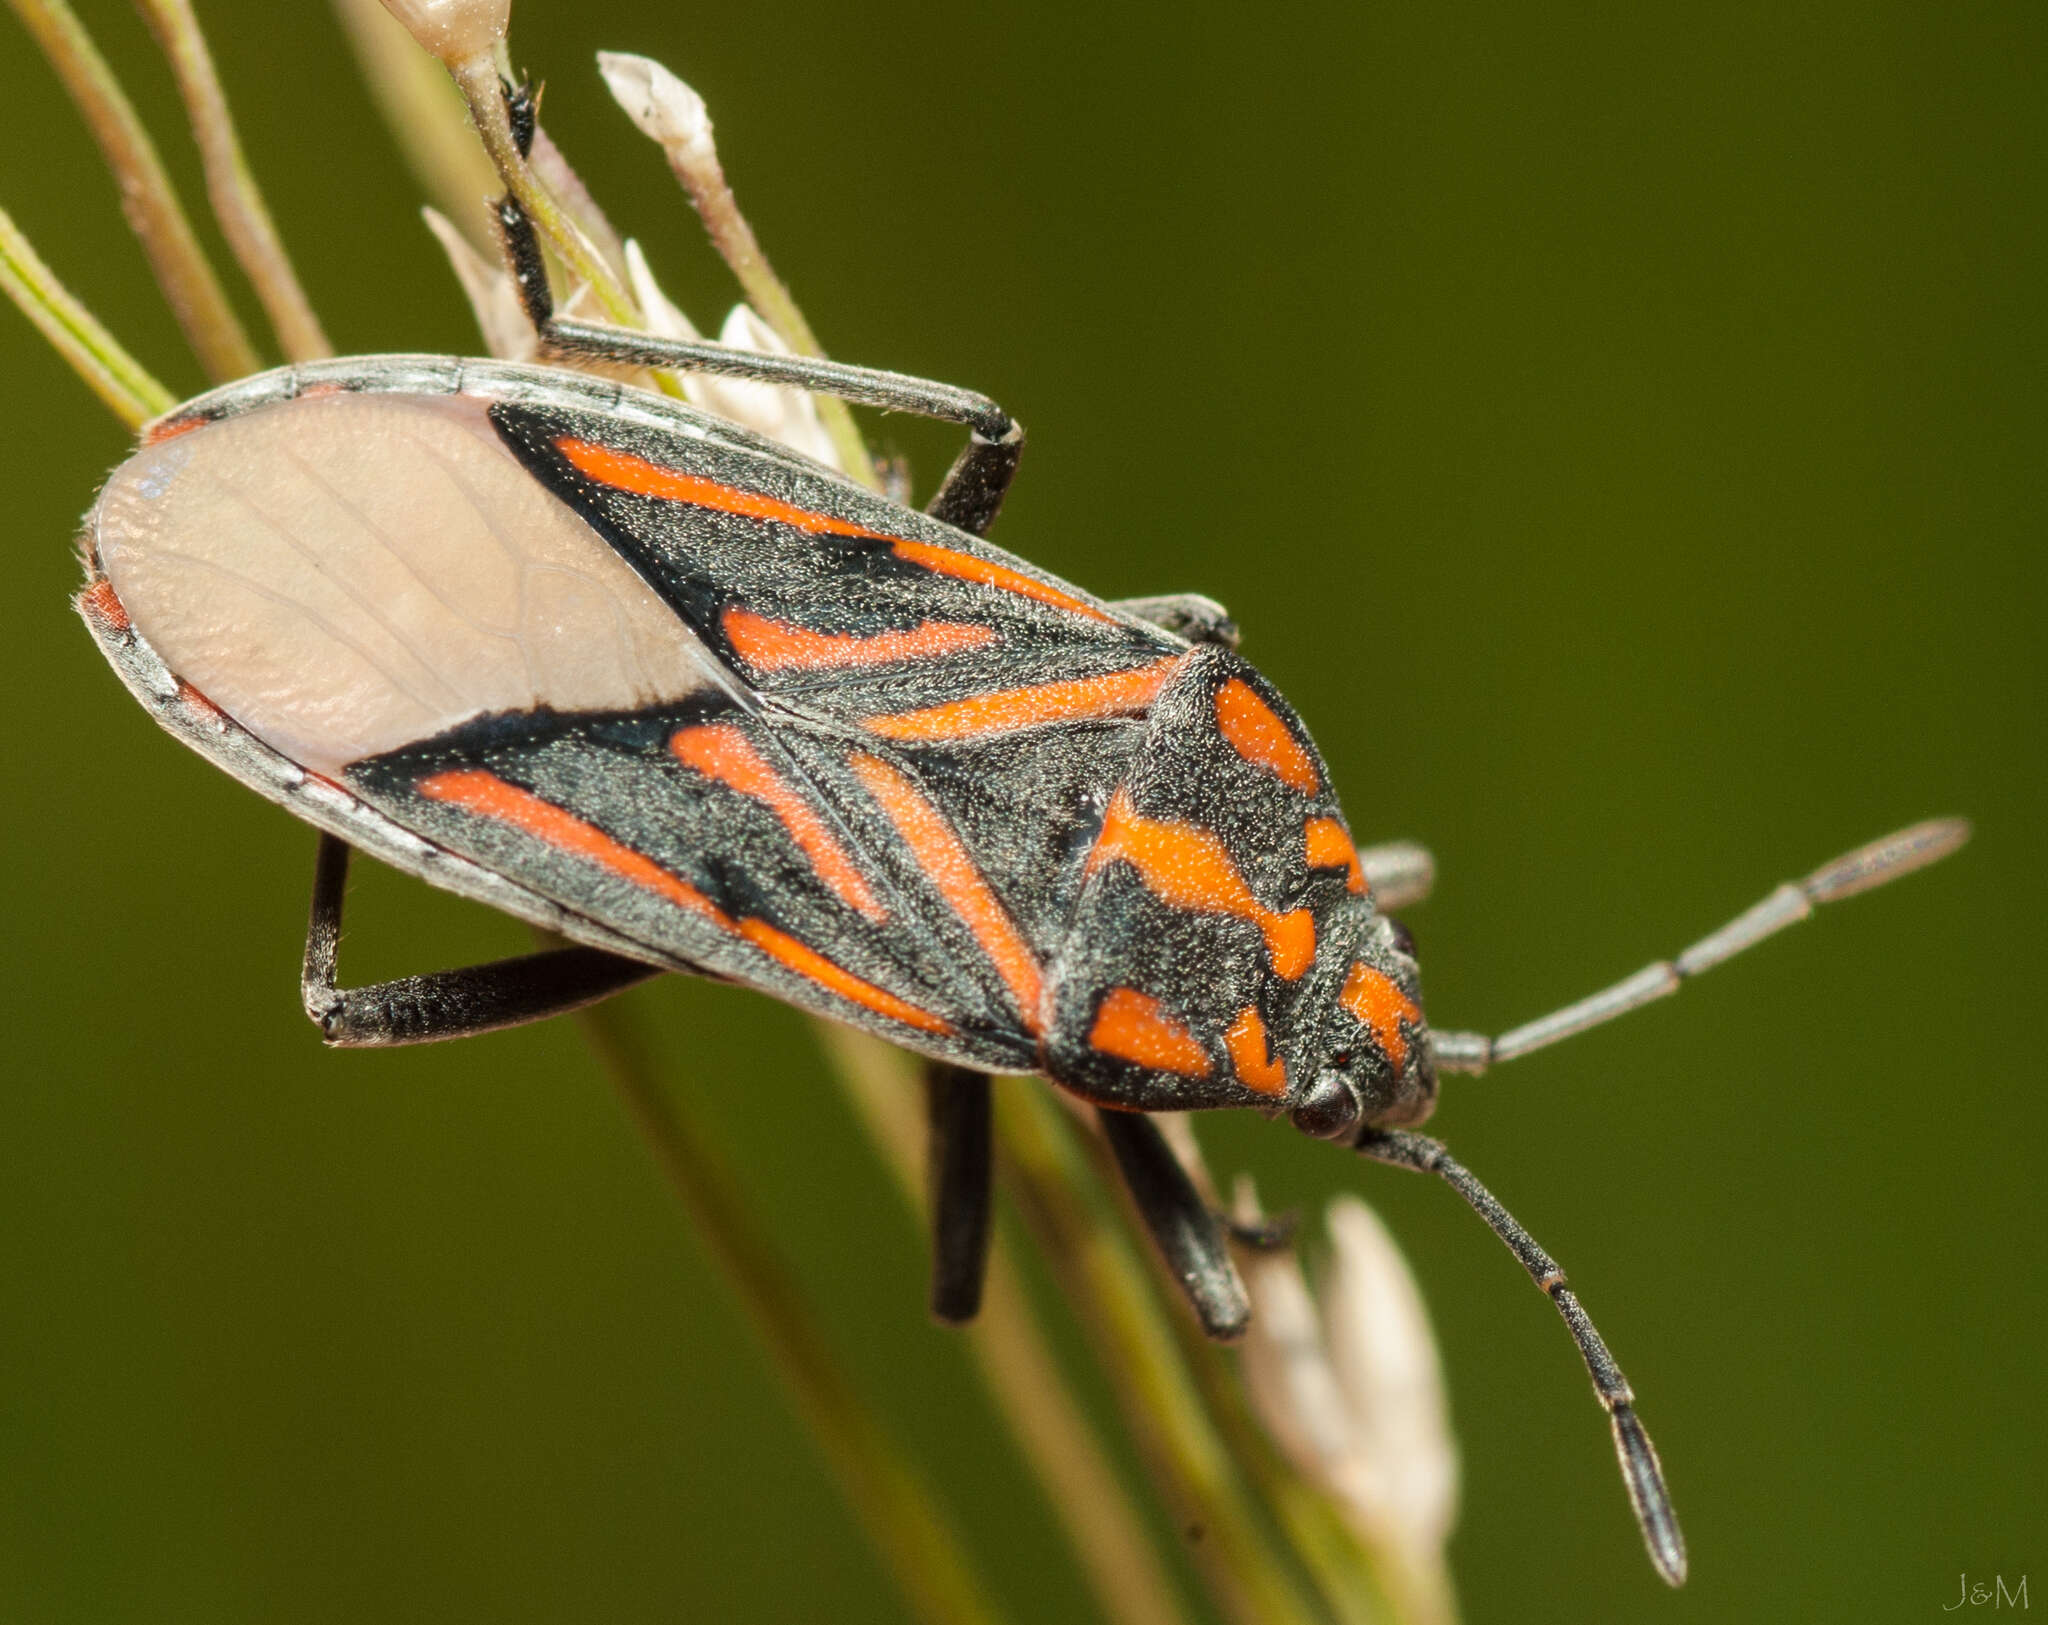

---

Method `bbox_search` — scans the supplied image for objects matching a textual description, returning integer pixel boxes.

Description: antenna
[1357,1127,1689,1586]
[1429,818,1971,1074]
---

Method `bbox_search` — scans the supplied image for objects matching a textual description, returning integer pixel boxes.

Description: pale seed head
[1321,1195,1460,1552]
[1235,1179,1459,1562]
[421,207,531,362]
[597,51,714,167]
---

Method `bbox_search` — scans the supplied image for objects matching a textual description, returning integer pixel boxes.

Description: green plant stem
[0,202,172,426]
[994,1087,1328,1625]
[442,53,687,402]
[328,0,501,248]
[648,123,878,488]
[134,0,329,362]
[575,997,1010,1625]
[1108,1124,1404,1625]
[447,53,635,327]
[6,0,257,381]
[817,1027,1198,1625]
[529,125,629,287]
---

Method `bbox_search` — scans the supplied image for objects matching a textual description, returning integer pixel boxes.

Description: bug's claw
[1612,1403,1688,1587]
[1223,1208,1300,1252]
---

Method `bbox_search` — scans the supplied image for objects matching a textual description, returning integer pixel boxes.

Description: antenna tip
[1805,816,1974,903]
[1612,1405,1689,1586]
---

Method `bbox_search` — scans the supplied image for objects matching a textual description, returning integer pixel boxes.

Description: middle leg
[484,89,1025,538]
[302,834,661,1047]
[926,1062,995,1325]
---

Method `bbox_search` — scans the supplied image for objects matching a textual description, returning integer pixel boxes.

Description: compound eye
[1387,918,1417,959]
[1289,1069,1364,1141]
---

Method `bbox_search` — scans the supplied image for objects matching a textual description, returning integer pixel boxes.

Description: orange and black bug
[68,100,1968,1589]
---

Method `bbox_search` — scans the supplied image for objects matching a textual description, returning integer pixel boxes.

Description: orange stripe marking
[735,918,953,1035]
[722,607,997,672]
[1215,678,1319,794]
[1085,787,1316,980]
[1225,1005,1288,1095]
[79,577,131,633]
[1340,962,1422,1075]
[175,681,225,722]
[670,724,885,921]
[421,768,722,918]
[1089,987,1212,1077]
[1305,816,1367,894]
[850,753,1045,1030]
[887,537,1113,623]
[558,437,1107,623]
[864,654,1186,742]
[558,438,894,539]
[419,768,949,1035]
[142,413,209,445]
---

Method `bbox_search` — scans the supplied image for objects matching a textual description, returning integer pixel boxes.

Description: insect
[70,111,1966,1587]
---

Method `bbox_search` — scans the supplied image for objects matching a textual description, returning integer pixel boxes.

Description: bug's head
[1290,911,1436,1141]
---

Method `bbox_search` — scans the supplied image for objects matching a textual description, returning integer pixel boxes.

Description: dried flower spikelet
[1235,1182,1358,1475]
[621,242,840,470]
[597,52,714,169]
[717,305,842,469]
[622,240,700,342]
[377,0,508,67]
[1321,1195,1459,1552]
[623,238,710,405]
[422,208,532,362]
[1235,1180,1458,1560]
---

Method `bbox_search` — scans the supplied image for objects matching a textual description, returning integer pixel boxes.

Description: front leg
[303,834,661,1047]
[1097,1108,1250,1340]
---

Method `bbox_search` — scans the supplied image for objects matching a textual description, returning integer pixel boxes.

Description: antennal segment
[1430,818,1971,1074]
[1356,1127,1688,1586]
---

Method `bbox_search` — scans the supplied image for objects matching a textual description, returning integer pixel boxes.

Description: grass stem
[134,0,330,361]
[6,0,257,380]
[995,1087,1329,1625]
[819,1028,1199,1625]
[0,202,173,427]
[576,996,1012,1625]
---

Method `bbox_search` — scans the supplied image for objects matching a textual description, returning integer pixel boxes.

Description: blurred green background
[2,2,2040,1621]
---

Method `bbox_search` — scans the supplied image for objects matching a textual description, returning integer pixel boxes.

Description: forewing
[486,399,1182,724]
[86,357,1188,1070]
[463,395,1196,1057]
[343,696,1043,1070]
